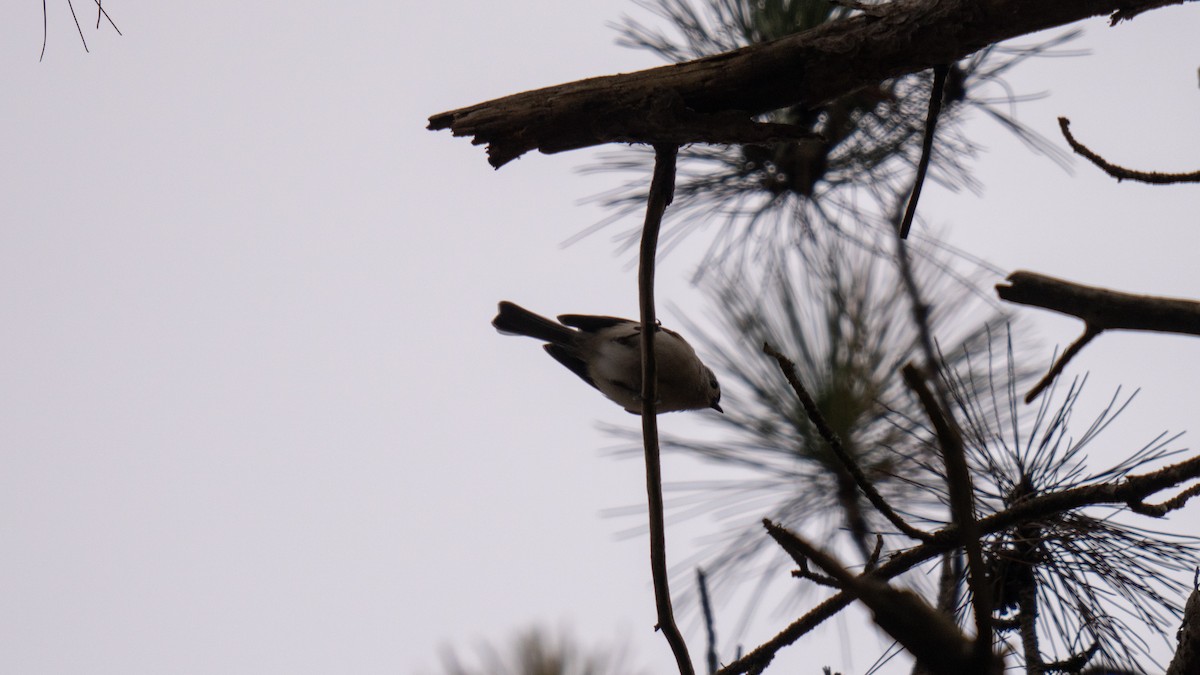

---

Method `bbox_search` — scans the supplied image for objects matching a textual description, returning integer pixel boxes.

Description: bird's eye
[710,377,719,389]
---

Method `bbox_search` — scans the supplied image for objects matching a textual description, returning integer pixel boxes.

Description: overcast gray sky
[3,2,1199,674]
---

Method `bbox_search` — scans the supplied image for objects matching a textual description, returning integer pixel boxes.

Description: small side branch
[763,342,933,543]
[1128,482,1200,517]
[898,65,949,239]
[1058,117,1200,184]
[638,144,694,675]
[998,270,1200,398]
[1022,325,1101,403]
[997,272,1200,396]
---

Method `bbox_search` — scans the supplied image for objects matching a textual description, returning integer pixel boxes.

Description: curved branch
[1059,117,1200,184]
[638,144,694,675]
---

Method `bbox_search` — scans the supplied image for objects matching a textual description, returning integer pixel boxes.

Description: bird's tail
[492,301,574,344]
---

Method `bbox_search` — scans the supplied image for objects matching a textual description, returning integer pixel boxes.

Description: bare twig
[697,568,720,675]
[1022,325,1101,403]
[92,0,122,34]
[66,0,89,54]
[763,342,933,543]
[639,144,693,675]
[1058,117,1200,184]
[791,567,842,588]
[865,534,885,573]
[902,365,993,669]
[765,523,843,588]
[41,0,48,61]
[898,65,948,239]
[1129,482,1200,517]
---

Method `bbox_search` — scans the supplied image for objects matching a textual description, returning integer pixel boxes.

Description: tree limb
[763,521,1001,675]
[996,271,1200,335]
[428,0,1195,167]
[716,454,1200,674]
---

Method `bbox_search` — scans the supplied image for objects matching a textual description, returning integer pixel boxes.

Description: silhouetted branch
[428,0,1194,167]
[697,568,719,675]
[763,342,933,543]
[763,521,1002,675]
[715,455,1200,674]
[1059,116,1200,184]
[997,272,1200,334]
[898,65,948,239]
[997,271,1200,398]
[1128,483,1200,517]
[1022,325,1101,403]
[902,365,993,668]
[638,144,693,675]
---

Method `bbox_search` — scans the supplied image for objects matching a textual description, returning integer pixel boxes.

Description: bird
[492,301,722,414]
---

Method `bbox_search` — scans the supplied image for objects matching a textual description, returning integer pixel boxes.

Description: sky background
[2,2,1199,674]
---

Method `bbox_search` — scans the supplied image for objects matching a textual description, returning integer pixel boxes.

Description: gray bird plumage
[492,301,722,414]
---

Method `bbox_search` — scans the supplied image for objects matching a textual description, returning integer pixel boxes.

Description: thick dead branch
[1059,117,1200,184]
[998,271,1200,400]
[997,272,1200,335]
[428,0,1195,167]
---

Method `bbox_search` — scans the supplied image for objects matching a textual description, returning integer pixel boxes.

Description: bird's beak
[711,402,723,413]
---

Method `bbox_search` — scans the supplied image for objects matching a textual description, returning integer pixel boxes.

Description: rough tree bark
[428,0,1195,168]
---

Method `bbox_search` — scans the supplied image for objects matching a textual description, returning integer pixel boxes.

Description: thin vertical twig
[40,0,49,61]
[697,568,720,675]
[898,65,948,239]
[639,143,694,675]
[66,0,90,53]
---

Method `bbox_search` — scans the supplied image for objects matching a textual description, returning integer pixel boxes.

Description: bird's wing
[556,314,638,333]
[543,344,599,391]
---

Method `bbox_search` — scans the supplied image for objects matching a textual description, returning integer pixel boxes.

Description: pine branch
[428,0,1195,167]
